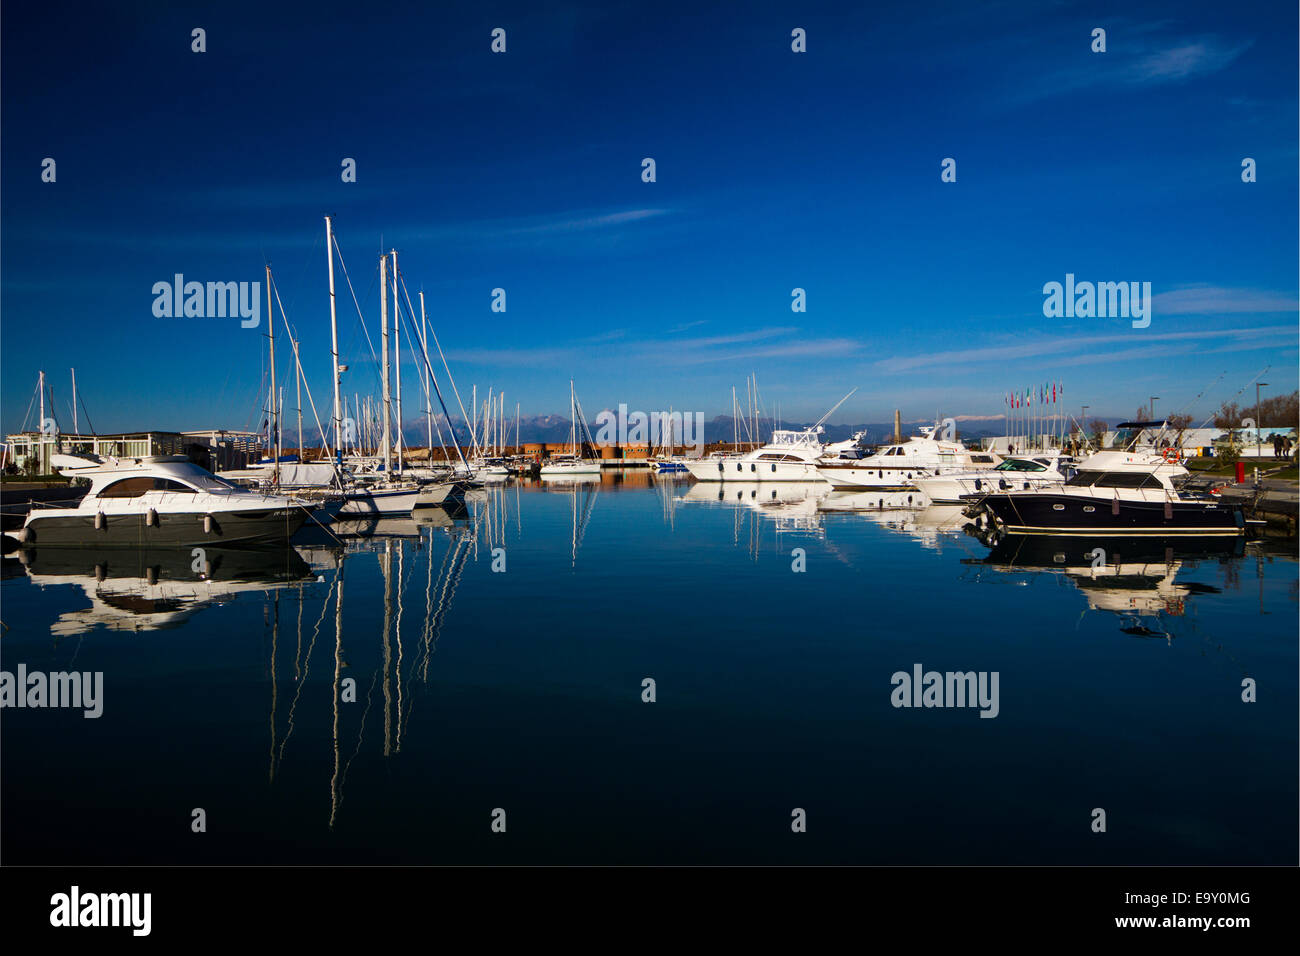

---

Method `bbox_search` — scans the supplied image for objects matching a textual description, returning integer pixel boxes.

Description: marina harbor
[1,0,1296,909]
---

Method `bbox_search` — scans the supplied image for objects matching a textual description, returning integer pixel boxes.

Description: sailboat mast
[734,387,740,450]
[419,291,433,463]
[380,252,391,473]
[70,368,78,435]
[391,250,403,473]
[37,370,47,467]
[325,217,343,467]
[295,340,303,459]
[266,264,279,484]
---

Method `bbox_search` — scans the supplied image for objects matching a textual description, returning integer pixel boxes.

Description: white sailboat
[541,381,602,477]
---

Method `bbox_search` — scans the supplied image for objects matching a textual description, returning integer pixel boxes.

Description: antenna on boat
[812,387,858,430]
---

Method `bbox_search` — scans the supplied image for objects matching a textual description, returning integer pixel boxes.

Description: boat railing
[770,429,823,449]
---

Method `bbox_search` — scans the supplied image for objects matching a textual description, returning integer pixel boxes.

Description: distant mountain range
[390,413,1029,447]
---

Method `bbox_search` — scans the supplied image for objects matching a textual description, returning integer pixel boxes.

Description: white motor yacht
[912,454,1070,503]
[684,427,830,481]
[15,456,309,548]
[969,450,1245,536]
[815,424,1001,489]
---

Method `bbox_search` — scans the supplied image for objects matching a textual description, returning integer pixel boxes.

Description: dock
[1217,479,1299,537]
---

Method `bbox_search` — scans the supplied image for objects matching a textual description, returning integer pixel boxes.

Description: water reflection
[18,545,315,635]
[965,534,1244,637]
[261,503,476,829]
[3,481,1294,857]
[680,481,830,537]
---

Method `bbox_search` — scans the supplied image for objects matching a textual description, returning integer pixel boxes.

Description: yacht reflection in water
[967,534,1238,638]
[680,481,830,537]
[19,545,316,635]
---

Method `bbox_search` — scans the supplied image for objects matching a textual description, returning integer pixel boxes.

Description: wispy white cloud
[580,328,628,344]
[1008,31,1253,106]
[23,205,674,254]
[444,345,577,366]
[874,325,1294,373]
[668,328,801,350]
[1126,41,1247,83]
[443,326,850,368]
[674,337,863,365]
[1150,285,1298,315]
[504,209,669,236]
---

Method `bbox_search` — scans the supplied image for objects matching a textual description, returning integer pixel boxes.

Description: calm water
[2,472,1296,864]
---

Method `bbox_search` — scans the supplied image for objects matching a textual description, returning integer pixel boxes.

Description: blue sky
[2,0,1296,439]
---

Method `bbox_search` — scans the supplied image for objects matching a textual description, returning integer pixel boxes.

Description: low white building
[3,429,261,475]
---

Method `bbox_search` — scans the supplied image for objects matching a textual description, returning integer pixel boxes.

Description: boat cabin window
[154,478,195,492]
[98,477,155,498]
[182,472,240,492]
[996,459,1047,473]
[1068,471,1162,489]
[99,475,210,497]
[1094,472,1163,489]
[970,455,994,464]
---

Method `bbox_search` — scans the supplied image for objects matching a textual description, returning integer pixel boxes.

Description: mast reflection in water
[2,481,1294,864]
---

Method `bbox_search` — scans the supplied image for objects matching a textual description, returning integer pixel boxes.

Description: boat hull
[21,507,308,548]
[337,488,421,515]
[913,473,1054,503]
[539,464,602,476]
[815,465,922,490]
[415,480,469,508]
[975,491,1244,536]
[686,459,819,481]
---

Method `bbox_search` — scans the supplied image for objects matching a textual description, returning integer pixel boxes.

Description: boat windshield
[1065,471,1101,486]
[1065,471,1163,489]
[995,459,1047,473]
[176,469,242,492]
